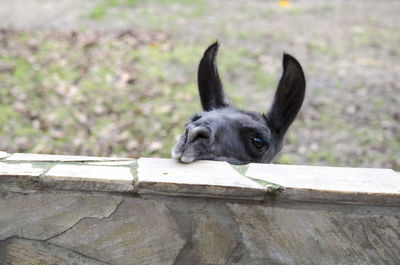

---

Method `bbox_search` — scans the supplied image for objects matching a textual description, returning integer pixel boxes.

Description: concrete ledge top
[1,151,399,204]
[247,163,400,194]
[137,158,267,200]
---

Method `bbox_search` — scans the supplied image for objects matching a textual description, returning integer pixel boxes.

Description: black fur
[172,42,305,165]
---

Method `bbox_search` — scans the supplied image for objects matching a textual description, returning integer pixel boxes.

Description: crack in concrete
[44,198,124,243]
[0,236,15,264]
[173,227,199,265]
[0,236,111,265]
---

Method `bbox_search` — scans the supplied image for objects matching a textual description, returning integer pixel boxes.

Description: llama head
[171,42,305,165]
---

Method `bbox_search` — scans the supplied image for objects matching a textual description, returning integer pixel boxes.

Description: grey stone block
[0,162,45,178]
[0,192,122,240]
[227,202,400,264]
[87,161,134,166]
[195,211,236,265]
[138,158,267,200]
[3,238,108,265]
[0,162,46,191]
[49,198,185,265]
[246,163,400,205]
[43,164,134,192]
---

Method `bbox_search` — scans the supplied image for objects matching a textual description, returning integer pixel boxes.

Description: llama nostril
[188,126,211,143]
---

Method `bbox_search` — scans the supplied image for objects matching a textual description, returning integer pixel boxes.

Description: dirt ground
[0,0,399,170]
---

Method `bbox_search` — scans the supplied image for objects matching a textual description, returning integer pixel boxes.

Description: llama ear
[197,41,229,111]
[266,53,305,138]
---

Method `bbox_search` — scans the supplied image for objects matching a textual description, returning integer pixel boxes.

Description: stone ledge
[0,162,46,178]
[0,151,9,159]
[137,158,266,200]
[0,151,399,204]
[246,163,400,205]
[43,164,134,192]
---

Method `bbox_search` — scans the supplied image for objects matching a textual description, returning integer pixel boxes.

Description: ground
[0,0,399,170]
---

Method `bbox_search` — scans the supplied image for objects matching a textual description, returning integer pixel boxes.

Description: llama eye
[252,136,265,149]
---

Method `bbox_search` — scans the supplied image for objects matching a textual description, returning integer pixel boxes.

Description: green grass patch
[89,0,138,20]
[255,71,276,91]
[1,29,398,170]
[308,40,338,57]
[288,8,303,16]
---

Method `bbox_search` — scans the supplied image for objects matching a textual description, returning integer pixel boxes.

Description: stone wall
[0,151,399,265]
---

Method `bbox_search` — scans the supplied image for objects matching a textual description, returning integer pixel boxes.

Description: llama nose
[186,125,211,143]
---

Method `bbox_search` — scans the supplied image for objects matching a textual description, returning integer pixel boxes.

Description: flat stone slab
[4,238,108,265]
[0,151,9,159]
[246,164,400,205]
[137,158,266,200]
[0,162,45,178]
[1,152,399,204]
[195,211,237,265]
[6,153,133,162]
[87,161,134,166]
[49,198,185,265]
[0,192,122,240]
[227,203,400,264]
[43,164,134,192]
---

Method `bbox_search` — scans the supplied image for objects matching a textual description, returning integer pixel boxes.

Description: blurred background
[0,0,399,170]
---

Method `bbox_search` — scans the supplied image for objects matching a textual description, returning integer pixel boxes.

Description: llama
[171,42,305,165]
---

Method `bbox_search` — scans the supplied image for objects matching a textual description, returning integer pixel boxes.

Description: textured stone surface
[0,162,46,192]
[0,192,122,240]
[43,164,134,192]
[49,198,185,265]
[4,238,107,265]
[195,211,236,265]
[138,158,266,200]
[6,153,132,161]
[87,161,134,166]
[247,164,400,194]
[0,162,45,178]
[1,154,399,264]
[246,164,400,205]
[227,203,400,264]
